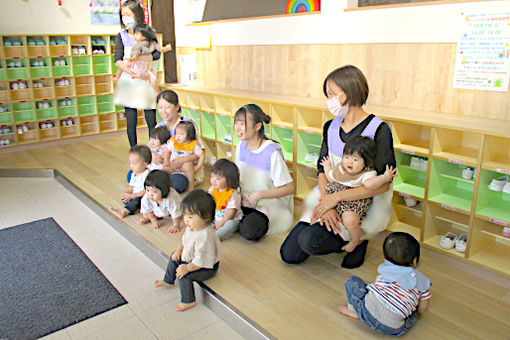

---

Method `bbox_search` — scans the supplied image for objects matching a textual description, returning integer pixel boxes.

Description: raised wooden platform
[1,131,510,339]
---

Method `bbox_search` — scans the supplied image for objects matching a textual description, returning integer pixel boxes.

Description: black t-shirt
[114,32,161,63]
[317,114,396,175]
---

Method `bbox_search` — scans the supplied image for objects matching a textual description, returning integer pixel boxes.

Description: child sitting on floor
[208,158,243,240]
[147,127,171,170]
[139,170,182,233]
[154,189,221,312]
[164,121,205,192]
[339,232,431,336]
[109,145,151,220]
[321,136,396,252]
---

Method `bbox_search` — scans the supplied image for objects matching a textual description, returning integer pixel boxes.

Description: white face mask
[122,16,136,29]
[327,93,349,117]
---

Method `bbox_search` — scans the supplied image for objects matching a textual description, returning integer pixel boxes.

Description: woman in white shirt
[234,104,295,241]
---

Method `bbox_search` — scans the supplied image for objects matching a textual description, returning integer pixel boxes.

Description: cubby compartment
[297,107,323,134]
[38,120,60,141]
[432,127,481,166]
[0,126,16,147]
[109,35,116,54]
[111,55,117,74]
[6,58,30,80]
[475,169,510,223]
[99,113,117,133]
[3,37,26,58]
[54,78,74,97]
[59,117,80,138]
[0,82,9,102]
[75,76,94,96]
[9,80,33,101]
[95,75,112,94]
[27,36,48,57]
[57,98,78,118]
[77,96,97,116]
[295,165,318,200]
[216,141,234,161]
[97,94,114,114]
[72,56,92,76]
[428,158,475,213]
[51,57,72,77]
[116,113,126,131]
[0,104,13,125]
[36,99,57,120]
[202,138,217,165]
[33,78,55,100]
[387,193,424,241]
[296,130,321,168]
[481,135,510,174]
[80,114,98,135]
[469,217,510,276]
[270,103,295,129]
[200,94,214,113]
[16,122,39,144]
[92,55,110,75]
[214,95,230,116]
[91,36,107,55]
[0,61,6,81]
[423,202,470,258]
[187,109,201,136]
[201,111,215,140]
[70,36,90,55]
[393,151,428,199]
[391,121,431,156]
[136,110,147,128]
[215,114,232,143]
[13,102,36,123]
[49,36,69,56]
[271,126,293,162]
[185,92,200,110]
[29,57,51,78]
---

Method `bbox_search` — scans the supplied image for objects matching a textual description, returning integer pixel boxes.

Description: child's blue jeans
[344,276,418,337]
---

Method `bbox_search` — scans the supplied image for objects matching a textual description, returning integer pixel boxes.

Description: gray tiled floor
[0,177,243,340]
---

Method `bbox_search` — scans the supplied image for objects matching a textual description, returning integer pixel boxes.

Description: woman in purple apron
[280,65,396,268]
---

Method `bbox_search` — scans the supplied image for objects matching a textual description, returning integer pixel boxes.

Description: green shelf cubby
[0,106,13,125]
[51,57,72,77]
[36,101,57,120]
[97,94,114,113]
[475,169,510,223]
[215,114,232,143]
[188,109,201,136]
[13,102,36,123]
[394,151,427,198]
[272,126,293,161]
[0,61,7,81]
[72,56,92,76]
[77,96,97,116]
[29,58,52,78]
[58,99,78,118]
[92,55,111,75]
[296,131,322,167]
[111,55,117,74]
[6,59,30,80]
[428,158,475,212]
[201,111,215,139]
[157,57,163,72]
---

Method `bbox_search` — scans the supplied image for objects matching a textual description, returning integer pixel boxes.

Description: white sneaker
[19,82,27,89]
[420,159,428,171]
[72,47,79,55]
[40,123,47,129]
[4,139,9,145]
[11,82,19,90]
[502,182,510,195]
[455,234,467,253]
[305,153,319,164]
[489,176,509,191]
[404,197,418,207]
[61,120,67,126]
[440,232,457,250]
[37,102,43,109]
[43,102,50,109]
[15,61,22,68]
[410,157,421,170]
[462,167,474,180]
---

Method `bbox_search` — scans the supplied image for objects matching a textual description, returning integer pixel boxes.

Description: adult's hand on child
[319,209,343,235]
[312,193,339,219]
[176,264,189,279]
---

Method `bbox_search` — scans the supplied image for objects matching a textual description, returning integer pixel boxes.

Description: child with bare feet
[154,189,220,312]
[339,232,431,336]
[321,136,396,252]
[109,145,151,219]
[139,170,182,233]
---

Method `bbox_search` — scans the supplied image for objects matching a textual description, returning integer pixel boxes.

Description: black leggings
[238,206,269,241]
[125,107,156,147]
[279,221,369,269]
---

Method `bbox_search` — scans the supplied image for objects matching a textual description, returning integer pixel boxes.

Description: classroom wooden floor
[2,131,510,340]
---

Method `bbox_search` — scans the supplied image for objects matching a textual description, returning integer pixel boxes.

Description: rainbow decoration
[285,0,320,14]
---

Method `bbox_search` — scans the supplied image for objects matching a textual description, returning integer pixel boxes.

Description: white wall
[175,0,510,46]
[0,0,121,35]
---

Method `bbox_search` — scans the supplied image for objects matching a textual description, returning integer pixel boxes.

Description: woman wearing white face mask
[113,0,160,147]
[280,65,396,269]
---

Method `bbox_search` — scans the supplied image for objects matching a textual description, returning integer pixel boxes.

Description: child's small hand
[151,220,161,229]
[121,193,132,202]
[171,251,181,261]
[214,221,224,230]
[384,165,397,182]
[167,224,179,234]
[246,191,261,208]
[176,264,189,279]
[320,156,331,168]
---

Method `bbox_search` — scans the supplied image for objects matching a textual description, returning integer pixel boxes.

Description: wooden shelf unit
[167,86,510,278]
[0,33,165,147]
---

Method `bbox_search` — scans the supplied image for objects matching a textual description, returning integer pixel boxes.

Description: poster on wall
[453,11,510,92]
[90,0,149,25]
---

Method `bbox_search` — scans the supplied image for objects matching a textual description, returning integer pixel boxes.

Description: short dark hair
[134,23,156,41]
[157,90,181,113]
[343,136,376,170]
[129,144,152,164]
[181,189,215,224]
[323,65,369,107]
[150,126,171,144]
[383,232,421,267]
[176,121,196,141]
[211,158,240,189]
[144,170,171,198]
[234,104,271,140]
[119,0,145,29]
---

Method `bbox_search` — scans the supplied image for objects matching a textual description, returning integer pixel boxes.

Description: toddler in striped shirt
[339,232,431,336]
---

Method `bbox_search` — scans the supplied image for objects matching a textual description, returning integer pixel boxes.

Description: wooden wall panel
[176,43,510,120]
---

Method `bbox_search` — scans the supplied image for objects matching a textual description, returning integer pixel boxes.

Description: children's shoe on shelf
[420,159,428,171]
[11,82,19,90]
[440,232,457,250]
[455,234,468,253]
[4,139,9,145]
[304,153,319,164]
[404,197,418,207]
[502,182,510,195]
[410,157,421,170]
[489,176,509,192]
[502,227,510,238]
